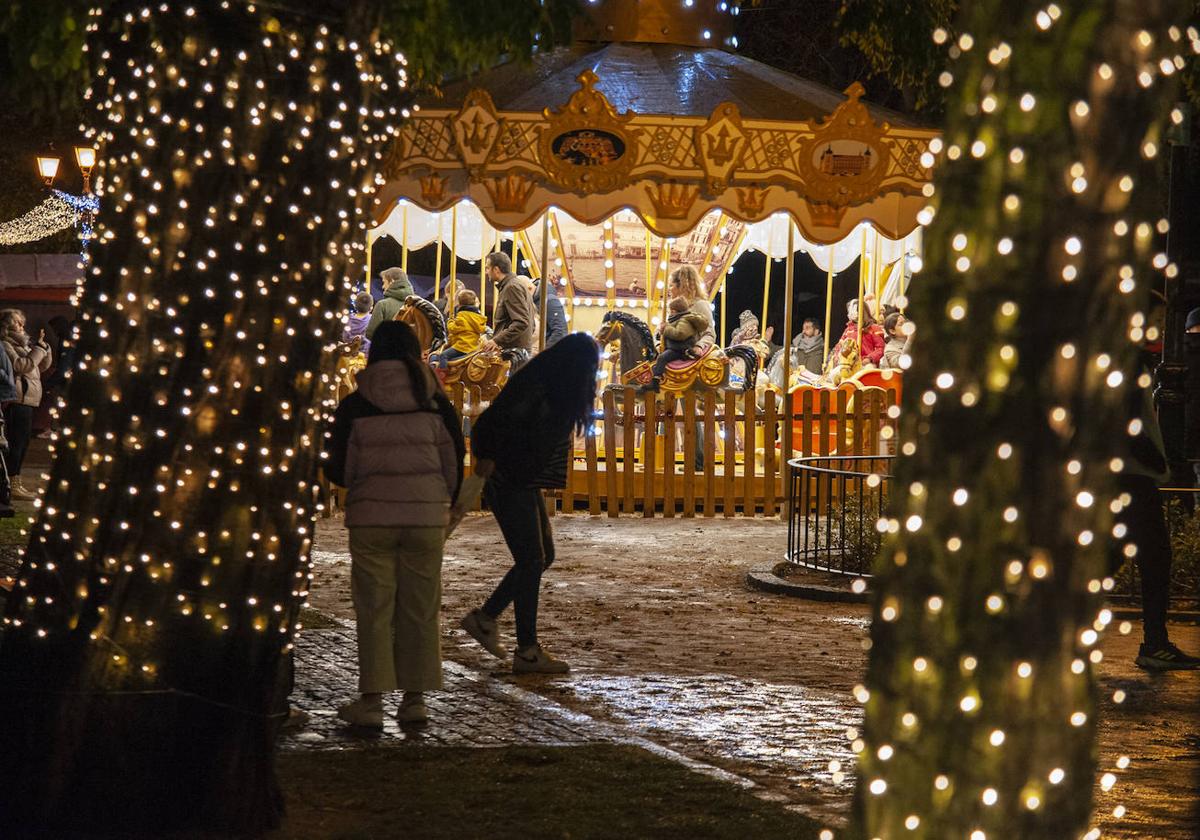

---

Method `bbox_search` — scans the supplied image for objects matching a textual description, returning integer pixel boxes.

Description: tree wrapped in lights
[852,2,1190,838]
[0,0,570,834]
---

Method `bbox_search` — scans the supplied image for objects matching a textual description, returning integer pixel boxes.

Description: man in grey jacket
[364,267,416,340]
[479,252,534,354]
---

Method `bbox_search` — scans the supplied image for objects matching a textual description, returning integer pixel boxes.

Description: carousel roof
[432,42,927,129]
[372,1,938,247]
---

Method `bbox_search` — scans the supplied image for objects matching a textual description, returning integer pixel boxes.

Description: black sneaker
[1135,642,1200,671]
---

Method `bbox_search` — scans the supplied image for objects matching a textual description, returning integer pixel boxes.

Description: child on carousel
[640,296,709,392]
[434,289,488,368]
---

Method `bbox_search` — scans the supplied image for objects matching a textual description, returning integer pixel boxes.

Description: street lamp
[74,146,97,193]
[36,154,61,186]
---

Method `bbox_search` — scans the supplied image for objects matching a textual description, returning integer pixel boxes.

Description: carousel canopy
[431,42,927,129]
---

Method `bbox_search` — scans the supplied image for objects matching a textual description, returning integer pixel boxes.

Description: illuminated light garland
[0,192,81,245]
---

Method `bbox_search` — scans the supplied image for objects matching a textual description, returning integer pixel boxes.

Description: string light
[1,1,408,721]
[854,2,1187,837]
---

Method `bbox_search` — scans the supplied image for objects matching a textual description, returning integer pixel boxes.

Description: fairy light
[855,2,1183,837]
[0,2,411,721]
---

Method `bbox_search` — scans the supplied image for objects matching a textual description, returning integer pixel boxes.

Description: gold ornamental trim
[375,71,937,242]
[537,70,642,194]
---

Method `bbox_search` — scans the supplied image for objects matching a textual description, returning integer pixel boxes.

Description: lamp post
[73,146,98,257]
[35,146,99,261]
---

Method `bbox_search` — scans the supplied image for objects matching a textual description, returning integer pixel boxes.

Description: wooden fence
[445,383,897,519]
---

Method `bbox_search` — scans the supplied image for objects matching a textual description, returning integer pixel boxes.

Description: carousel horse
[408,295,527,402]
[594,310,760,394]
[394,295,448,356]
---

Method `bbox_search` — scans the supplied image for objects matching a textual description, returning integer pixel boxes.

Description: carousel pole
[780,220,796,509]
[760,252,772,338]
[400,202,409,274]
[433,217,443,303]
[480,231,489,318]
[539,211,552,352]
[448,204,458,319]
[644,228,653,315]
[365,229,377,292]
[857,227,867,340]
[604,220,616,311]
[823,255,834,364]
[660,237,670,328]
[720,276,727,347]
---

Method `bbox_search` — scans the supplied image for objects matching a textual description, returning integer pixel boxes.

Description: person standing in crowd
[460,333,600,674]
[343,291,375,354]
[435,289,488,367]
[324,321,466,727]
[794,318,825,374]
[1109,349,1199,669]
[532,276,568,347]
[880,312,913,370]
[478,252,533,356]
[0,309,52,501]
[364,267,415,340]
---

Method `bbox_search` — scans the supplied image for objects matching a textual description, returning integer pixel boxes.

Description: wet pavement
[305,514,1200,837]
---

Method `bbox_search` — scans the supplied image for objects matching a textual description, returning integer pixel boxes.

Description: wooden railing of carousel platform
[439,382,898,519]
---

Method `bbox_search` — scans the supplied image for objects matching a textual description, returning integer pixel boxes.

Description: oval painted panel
[812,141,880,177]
[551,129,626,167]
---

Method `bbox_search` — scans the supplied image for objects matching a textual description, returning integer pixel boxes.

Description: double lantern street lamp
[36,146,99,260]
[37,146,97,192]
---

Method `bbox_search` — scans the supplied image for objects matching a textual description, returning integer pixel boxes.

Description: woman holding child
[641,266,715,392]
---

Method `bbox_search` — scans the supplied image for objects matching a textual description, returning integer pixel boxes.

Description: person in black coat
[532,277,568,348]
[459,333,599,673]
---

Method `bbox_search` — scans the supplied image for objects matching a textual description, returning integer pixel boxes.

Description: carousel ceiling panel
[430,43,928,128]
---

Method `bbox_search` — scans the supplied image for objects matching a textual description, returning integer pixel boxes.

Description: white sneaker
[337,696,383,729]
[513,644,570,675]
[396,691,428,725]
[460,608,506,658]
[9,479,36,501]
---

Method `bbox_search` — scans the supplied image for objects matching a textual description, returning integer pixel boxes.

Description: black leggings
[1110,475,1172,646]
[481,475,555,649]
[3,403,33,477]
[652,348,690,379]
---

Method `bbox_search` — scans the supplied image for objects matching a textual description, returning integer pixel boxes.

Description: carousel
[361,0,938,509]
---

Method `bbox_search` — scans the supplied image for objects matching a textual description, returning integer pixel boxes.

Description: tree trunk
[853,2,1184,838]
[0,2,394,833]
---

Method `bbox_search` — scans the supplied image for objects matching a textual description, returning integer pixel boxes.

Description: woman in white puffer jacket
[324,320,464,729]
[0,309,52,500]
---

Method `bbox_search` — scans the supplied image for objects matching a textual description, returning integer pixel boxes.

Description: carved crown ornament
[483,173,537,213]
[537,70,641,195]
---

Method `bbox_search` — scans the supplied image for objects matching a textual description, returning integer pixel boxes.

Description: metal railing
[787,455,894,577]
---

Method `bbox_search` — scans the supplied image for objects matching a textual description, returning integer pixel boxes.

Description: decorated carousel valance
[373,67,937,246]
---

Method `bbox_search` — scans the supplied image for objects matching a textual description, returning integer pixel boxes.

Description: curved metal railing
[786,454,894,577]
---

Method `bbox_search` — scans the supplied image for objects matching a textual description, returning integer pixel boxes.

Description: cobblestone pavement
[281,624,755,793]
[282,626,603,750]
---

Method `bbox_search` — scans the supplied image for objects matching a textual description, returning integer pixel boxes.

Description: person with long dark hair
[325,321,465,726]
[460,332,599,673]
